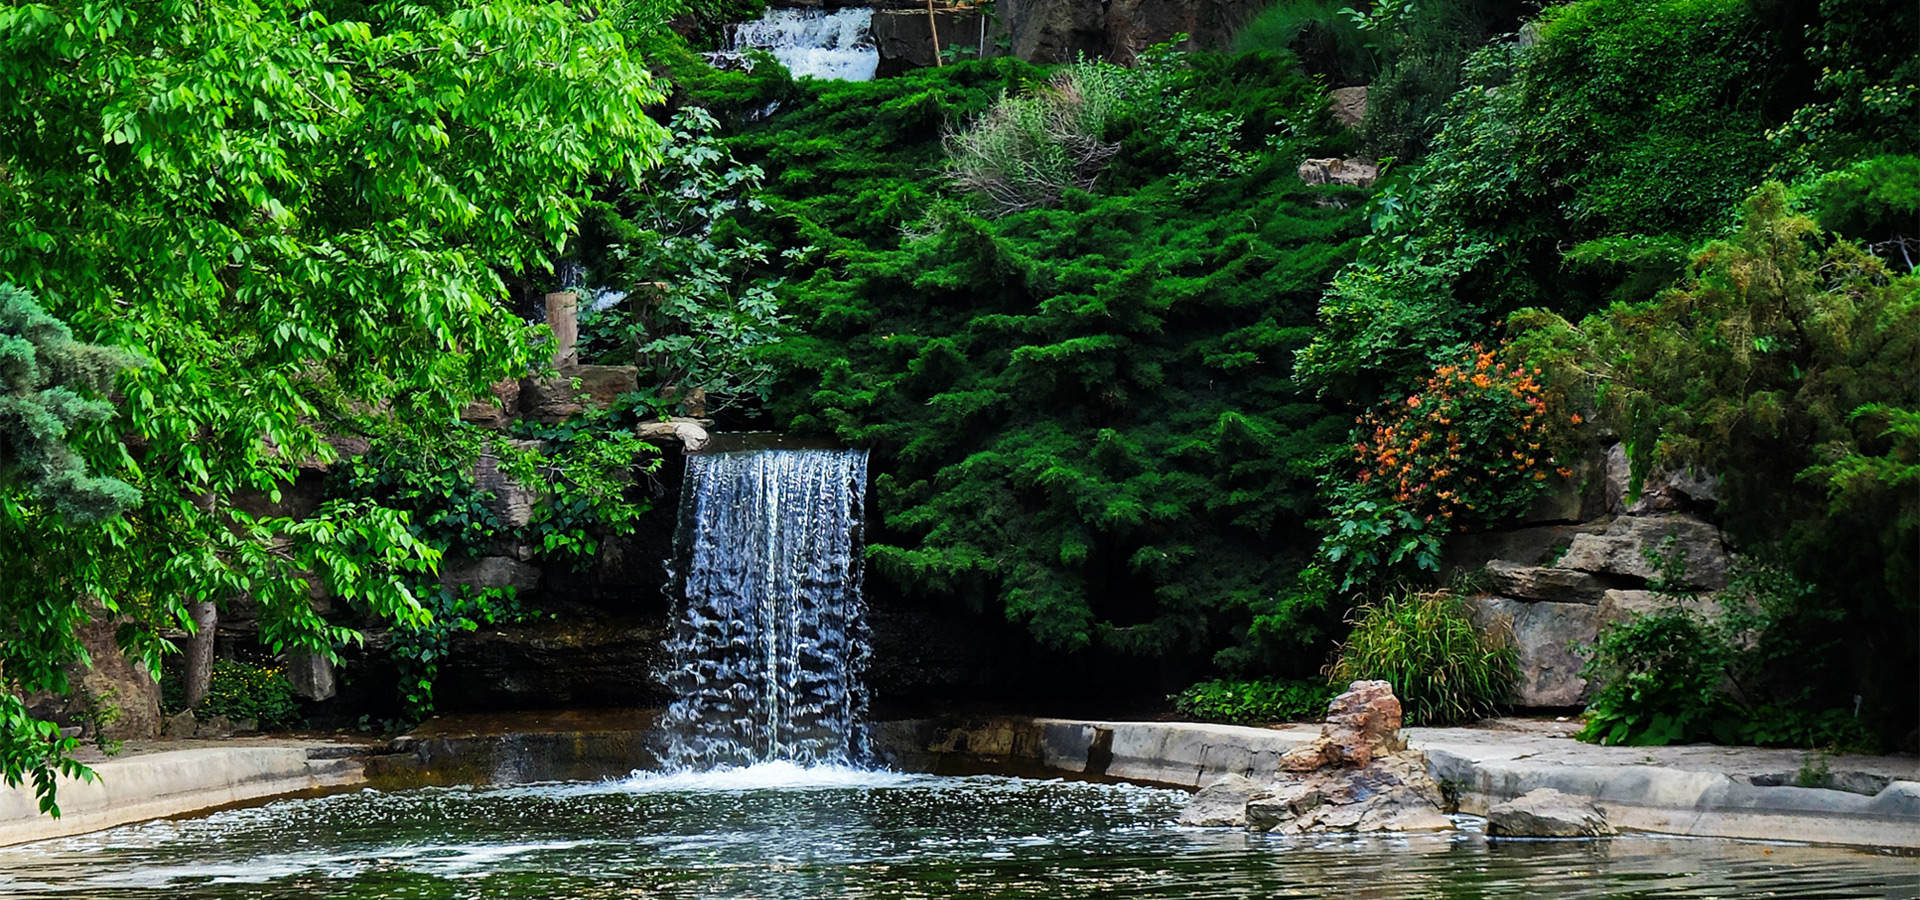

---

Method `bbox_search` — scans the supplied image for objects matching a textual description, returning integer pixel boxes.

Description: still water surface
[2,764,1915,899]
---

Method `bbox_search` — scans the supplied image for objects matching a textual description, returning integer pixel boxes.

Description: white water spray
[722,8,878,81]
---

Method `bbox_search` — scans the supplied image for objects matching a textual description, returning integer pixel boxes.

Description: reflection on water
[1,767,1915,899]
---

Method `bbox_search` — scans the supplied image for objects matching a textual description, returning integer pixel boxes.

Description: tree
[0,0,670,813]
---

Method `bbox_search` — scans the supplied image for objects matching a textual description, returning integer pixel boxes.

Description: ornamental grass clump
[1328,589,1516,725]
[944,65,1126,213]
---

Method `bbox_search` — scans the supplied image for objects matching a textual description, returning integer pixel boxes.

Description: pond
[3,764,1916,899]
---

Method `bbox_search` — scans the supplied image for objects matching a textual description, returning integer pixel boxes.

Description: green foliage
[1766,0,1919,170]
[720,52,1361,669]
[196,660,303,731]
[1798,155,1920,260]
[1232,0,1372,84]
[1172,678,1339,724]
[0,0,671,811]
[1316,488,1442,591]
[333,418,657,717]
[1514,184,1918,629]
[1328,589,1515,725]
[578,108,792,412]
[0,284,142,524]
[1577,565,1876,749]
[1576,607,1733,746]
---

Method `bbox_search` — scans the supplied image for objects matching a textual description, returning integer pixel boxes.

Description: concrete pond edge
[2,717,1915,851]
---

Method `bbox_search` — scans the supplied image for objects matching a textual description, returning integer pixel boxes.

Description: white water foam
[614,760,923,793]
[724,8,878,81]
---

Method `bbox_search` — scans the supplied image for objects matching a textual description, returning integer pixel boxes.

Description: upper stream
[717,7,879,81]
[3,768,1916,899]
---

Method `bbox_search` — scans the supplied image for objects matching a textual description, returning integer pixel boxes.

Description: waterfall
[659,449,872,769]
[720,8,879,82]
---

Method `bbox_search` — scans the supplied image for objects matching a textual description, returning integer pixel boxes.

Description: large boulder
[1484,560,1609,604]
[1466,596,1602,707]
[1328,86,1367,129]
[1487,788,1615,837]
[519,365,640,423]
[1249,750,1453,834]
[1558,513,1729,590]
[1179,681,1453,835]
[1178,774,1264,827]
[1279,679,1403,771]
[1297,157,1378,188]
[1604,443,1720,515]
[26,610,164,742]
[441,557,542,593]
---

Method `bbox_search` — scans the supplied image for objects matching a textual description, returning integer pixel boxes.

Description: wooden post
[927,0,944,66]
[545,291,579,369]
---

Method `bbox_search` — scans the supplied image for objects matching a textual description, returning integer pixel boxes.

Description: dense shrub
[718,52,1364,676]
[1328,590,1515,725]
[198,660,302,731]
[1578,566,1877,749]
[1172,678,1340,724]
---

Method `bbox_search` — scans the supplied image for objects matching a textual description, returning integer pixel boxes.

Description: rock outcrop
[1297,157,1378,188]
[1558,513,1728,590]
[1487,788,1615,838]
[1180,681,1453,835]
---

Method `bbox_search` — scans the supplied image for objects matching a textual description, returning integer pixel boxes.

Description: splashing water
[724,7,878,81]
[659,449,872,770]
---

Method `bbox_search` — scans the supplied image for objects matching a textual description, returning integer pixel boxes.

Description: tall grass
[1328,589,1516,725]
[944,66,1126,213]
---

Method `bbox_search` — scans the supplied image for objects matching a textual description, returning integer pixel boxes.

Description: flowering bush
[1352,344,1572,530]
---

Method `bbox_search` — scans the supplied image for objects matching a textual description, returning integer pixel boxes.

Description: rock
[460,379,523,429]
[1558,513,1729,590]
[1487,788,1614,837]
[232,718,259,735]
[1244,781,1324,831]
[1280,680,1404,771]
[1179,774,1263,827]
[473,443,542,529]
[1604,443,1721,514]
[1466,596,1602,707]
[1181,682,1453,836]
[1297,157,1378,188]
[196,714,234,739]
[519,365,641,423]
[1253,750,1453,834]
[60,609,163,741]
[1484,560,1609,604]
[1523,453,1607,524]
[163,710,197,739]
[636,418,712,454]
[435,616,673,710]
[871,7,996,73]
[285,649,337,702]
[1444,521,1610,572]
[1329,86,1367,129]
[441,556,542,593]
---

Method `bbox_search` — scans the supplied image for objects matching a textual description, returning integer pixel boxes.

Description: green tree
[0,0,669,813]
[1513,183,1920,735]
[0,284,142,523]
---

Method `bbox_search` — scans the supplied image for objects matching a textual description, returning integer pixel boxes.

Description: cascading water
[658,449,872,770]
[718,7,878,82]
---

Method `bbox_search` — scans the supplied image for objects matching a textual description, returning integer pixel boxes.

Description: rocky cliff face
[1454,444,1734,708]
[869,0,1261,73]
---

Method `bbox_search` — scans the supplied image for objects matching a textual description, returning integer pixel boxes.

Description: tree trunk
[182,600,217,709]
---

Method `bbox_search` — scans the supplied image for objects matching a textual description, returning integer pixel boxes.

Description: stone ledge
[874,717,1920,849]
[0,743,368,847]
